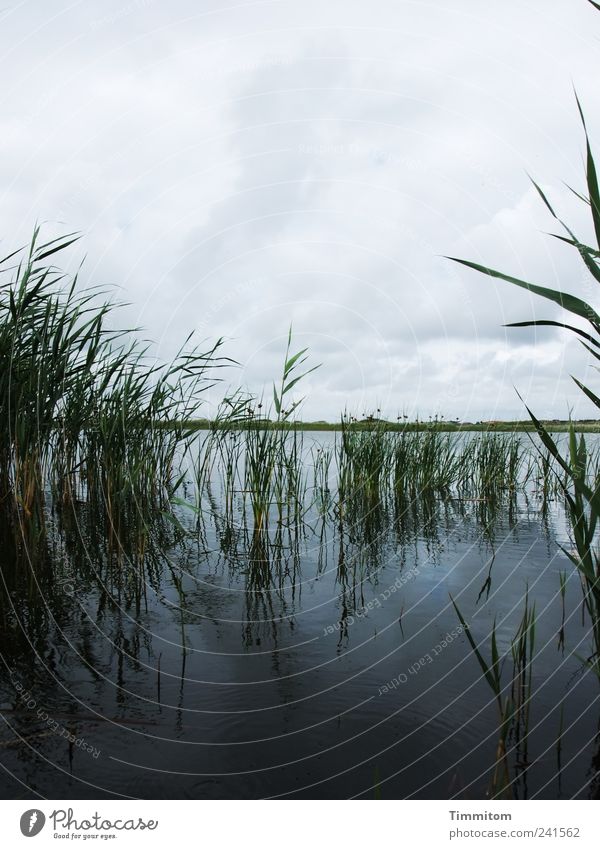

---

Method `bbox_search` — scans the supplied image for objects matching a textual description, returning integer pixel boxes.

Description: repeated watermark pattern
[8,676,101,760]
[377,625,465,696]
[323,562,420,636]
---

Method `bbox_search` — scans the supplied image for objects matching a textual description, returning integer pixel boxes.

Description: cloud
[1,0,599,420]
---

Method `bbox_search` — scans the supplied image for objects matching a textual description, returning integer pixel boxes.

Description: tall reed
[452,594,536,799]
[449,0,600,676]
[0,229,223,582]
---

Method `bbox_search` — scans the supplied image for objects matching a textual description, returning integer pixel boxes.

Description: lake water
[1,432,599,799]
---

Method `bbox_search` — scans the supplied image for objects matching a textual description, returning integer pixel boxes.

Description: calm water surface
[1,432,599,799]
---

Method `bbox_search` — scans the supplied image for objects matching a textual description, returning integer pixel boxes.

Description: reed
[0,231,115,563]
[389,428,459,495]
[339,415,389,502]
[452,594,536,799]
[458,433,526,495]
[0,228,223,583]
[198,330,318,565]
[509,590,536,777]
[449,0,600,678]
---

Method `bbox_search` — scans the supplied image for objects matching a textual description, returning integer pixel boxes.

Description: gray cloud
[1,0,599,420]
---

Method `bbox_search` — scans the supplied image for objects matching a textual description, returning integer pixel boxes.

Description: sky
[1,0,600,421]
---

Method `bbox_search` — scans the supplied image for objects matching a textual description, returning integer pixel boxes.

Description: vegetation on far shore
[178,417,600,433]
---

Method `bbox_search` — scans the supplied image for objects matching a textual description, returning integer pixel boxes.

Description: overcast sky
[2,0,600,420]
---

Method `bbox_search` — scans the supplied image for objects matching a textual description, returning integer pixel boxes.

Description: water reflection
[0,435,599,799]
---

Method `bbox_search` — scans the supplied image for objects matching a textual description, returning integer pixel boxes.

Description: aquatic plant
[0,228,223,584]
[451,594,536,799]
[449,0,600,677]
[210,330,319,561]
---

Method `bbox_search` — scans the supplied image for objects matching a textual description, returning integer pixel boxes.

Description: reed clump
[193,330,316,578]
[0,229,221,581]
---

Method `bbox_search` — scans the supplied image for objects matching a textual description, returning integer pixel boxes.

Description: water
[1,432,599,799]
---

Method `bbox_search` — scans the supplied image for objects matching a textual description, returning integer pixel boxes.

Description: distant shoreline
[176,419,600,433]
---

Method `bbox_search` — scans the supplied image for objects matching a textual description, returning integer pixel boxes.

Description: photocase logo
[19,810,46,837]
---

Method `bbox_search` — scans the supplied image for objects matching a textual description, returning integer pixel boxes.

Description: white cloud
[1,0,600,420]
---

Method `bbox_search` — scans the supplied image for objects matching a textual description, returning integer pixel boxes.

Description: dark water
[1,433,599,799]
